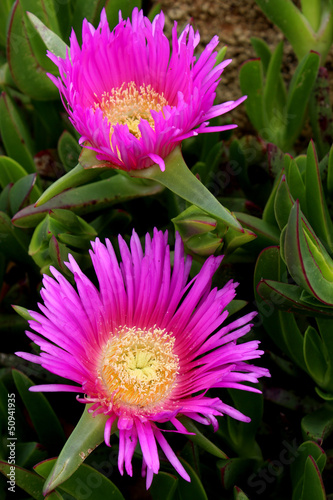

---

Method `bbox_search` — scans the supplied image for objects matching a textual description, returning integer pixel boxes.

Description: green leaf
[254,246,307,370]
[0,0,15,47]
[9,173,41,215]
[309,67,333,159]
[233,486,250,500]
[13,173,164,228]
[16,441,48,468]
[35,458,125,500]
[26,12,68,59]
[12,370,66,452]
[57,131,81,173]
[283,52,320,149]
[217,458,258,490]
[42,405,109,495]
[303,326,329,387]
[0,461,45,500]
[239,59,265,133]
[274,174,294,230]
[130,146,243,232]
[233,212,280,253]
[0,93,36,173]
[291,441,326,500]
[254,0,322,61]
[7,0,61,100]
[0,156,29,189]
[104,0,142,30]
[283,202,333,304]
[263,41,284,122]
[257,279,333,317]
[301,405,333,444]
[150,472,178,500]
[176,458,208,500]
[304,140,333,250]
[300,456,326,500]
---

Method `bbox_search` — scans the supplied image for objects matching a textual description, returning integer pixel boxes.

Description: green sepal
[42,405,111,495]
[130,146,243,232]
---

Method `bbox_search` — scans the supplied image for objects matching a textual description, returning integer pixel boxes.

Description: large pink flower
[16,229,268,487]
[47,8,246,172]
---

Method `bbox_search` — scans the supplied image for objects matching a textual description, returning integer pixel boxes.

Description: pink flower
[47,8,246,172]
[16,229,269,487]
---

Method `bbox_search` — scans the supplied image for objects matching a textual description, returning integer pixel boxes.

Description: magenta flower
[47,8,246,172]
[16,229,268,487]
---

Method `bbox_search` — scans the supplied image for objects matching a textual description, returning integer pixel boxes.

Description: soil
[153,0,332,135]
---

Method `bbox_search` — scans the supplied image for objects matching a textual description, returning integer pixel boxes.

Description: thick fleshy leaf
[309,67,333,159]
[42,405,110,495]
[16,441,48,469]
[283,52,320,149]
[9,173,41,215]
[303,326,331,390]
[12,173,164,228]
[298,456,326,500]
[304,140,333,249]
[104,0,142,30]
[283,156,306,209]
[263,41,284,123]
[239,59,265,133]
[177,458,208,500]
[0,0,15,47]
[35,458,125,500]
[274,174,294,231]
[0,93,36,173]
[26,12,68,59]
[0,461,45,500]
[12,370,66,452]
[130,147,243,231]
[217,458,258,490]
[222,388,263,459]
[290,441,326,500]
[57,131,81,173]
[257,279,333,317]
[301,405,333,444]
[0,156,28,189]
[254,246,307,370]
[7,0,61,100]
[233,212,280,253]
[283,201,333,304]
[233,486,250,500]
[150,472,178,500]
[255,0,331,62]
[0,211,32,264]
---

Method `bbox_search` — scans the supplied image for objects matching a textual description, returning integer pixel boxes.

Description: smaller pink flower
[16,229,269,487]
[47,8,246,172]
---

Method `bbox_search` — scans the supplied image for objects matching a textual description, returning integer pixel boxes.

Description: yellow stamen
[94,82,168,138]
[99,326,179,411]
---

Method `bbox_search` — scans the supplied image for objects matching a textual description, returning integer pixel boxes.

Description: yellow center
[99,326,179,411]
[94,82,168,138]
